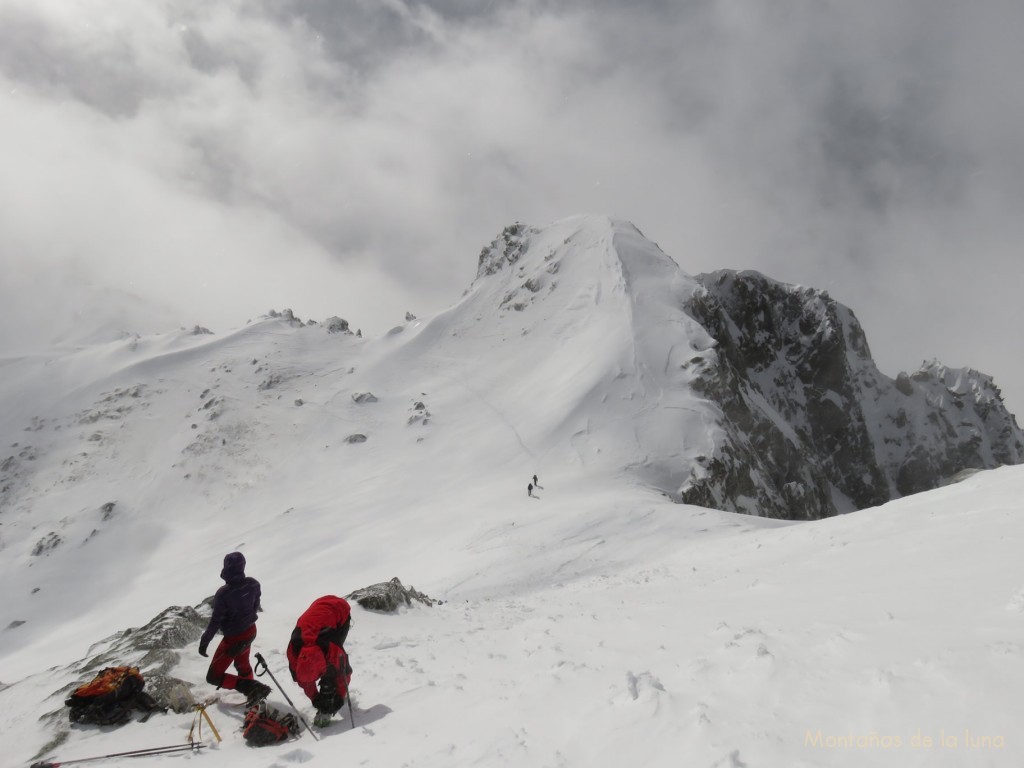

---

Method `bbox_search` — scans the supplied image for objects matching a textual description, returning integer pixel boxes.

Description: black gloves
[198,642,209,658]
[312,691,342,715]
[313,667,343,713]
[321,665,338,686]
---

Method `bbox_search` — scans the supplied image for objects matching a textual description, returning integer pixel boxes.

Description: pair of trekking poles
[30,743,205,768]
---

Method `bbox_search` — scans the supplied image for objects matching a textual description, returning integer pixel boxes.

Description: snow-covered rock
[346,577,440,612]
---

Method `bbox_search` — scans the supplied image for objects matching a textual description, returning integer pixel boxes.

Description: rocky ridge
[472,220,1023,519]
[681,269,1024,518]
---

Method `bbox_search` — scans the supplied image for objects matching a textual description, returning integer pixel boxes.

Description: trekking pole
[346,690,356,730]
[253,652,319,741]
[30,742,205,768]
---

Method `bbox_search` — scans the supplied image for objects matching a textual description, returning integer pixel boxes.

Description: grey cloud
[1,0,1022,413]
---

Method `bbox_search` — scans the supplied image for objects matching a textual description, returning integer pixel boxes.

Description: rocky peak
[460,220,1022,520]
[683,269,1024,518]
[476,222,533,279]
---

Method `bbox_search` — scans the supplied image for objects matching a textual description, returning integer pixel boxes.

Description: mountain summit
[431,214,1023,518]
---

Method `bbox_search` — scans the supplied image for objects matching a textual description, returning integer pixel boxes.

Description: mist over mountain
[4,0,1024,760]
[2,215,1024,767]
[2,214,1019,548]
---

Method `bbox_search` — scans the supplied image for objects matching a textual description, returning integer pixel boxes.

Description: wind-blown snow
[1,216,1021,766]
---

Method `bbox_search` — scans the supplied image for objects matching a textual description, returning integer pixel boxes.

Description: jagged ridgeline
[683,270,1023,518]
[0,215,1020,531]
[473,218,1023,519]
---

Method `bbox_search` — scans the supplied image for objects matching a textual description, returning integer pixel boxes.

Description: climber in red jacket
[287,595,353,727]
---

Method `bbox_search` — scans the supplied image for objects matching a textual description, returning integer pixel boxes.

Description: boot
[313,710,332,728]
[236,679,272,707]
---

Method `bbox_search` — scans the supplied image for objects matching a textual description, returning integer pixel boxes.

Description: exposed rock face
[477,222,529,277]
[31,604,206,759]
[72,604,209,711]
[324,316,351,334]
[267,308,303,326]
[346,577,440,612]
[683,270,1024,518]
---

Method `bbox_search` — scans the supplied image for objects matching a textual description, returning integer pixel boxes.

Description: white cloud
[1,0,1022,413]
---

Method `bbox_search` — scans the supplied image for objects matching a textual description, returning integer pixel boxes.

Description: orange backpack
[65,666,156,725]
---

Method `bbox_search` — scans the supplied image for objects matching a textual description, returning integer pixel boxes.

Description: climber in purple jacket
[198,552,270,705]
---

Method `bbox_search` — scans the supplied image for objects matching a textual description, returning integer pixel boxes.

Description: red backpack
[243,702,299,746]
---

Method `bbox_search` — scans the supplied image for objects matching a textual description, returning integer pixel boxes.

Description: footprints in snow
[696,624,777,668]
[274,748,315,764]
[624,670,666,701]
[689,624,777,714]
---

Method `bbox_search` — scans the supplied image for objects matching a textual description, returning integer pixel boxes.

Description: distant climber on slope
[287,595,353,727]
[198,552,270,706]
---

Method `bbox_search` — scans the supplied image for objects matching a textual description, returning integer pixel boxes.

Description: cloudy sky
[2,0,1022,414]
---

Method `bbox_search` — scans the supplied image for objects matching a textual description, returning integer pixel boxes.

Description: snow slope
[1,216,1022,767]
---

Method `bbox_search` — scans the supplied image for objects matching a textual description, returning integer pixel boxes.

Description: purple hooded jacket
[199,552,261,651]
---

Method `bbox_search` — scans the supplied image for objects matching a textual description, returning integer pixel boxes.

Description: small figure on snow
[527,482,534,497]
[287,595,353,727]
[198,552,271,706]
[533,474,538,486]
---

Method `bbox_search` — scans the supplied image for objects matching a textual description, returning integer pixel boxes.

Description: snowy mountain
[2,216,1018,541]
[1,214,1023,767]
[466,216,1023,518]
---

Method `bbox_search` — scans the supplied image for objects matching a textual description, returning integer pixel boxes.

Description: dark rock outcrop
[324,316,351,334]
[682,270,1024,518]
[346,577,441,612]
[73,604,210,712]
[477,222,531,278]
